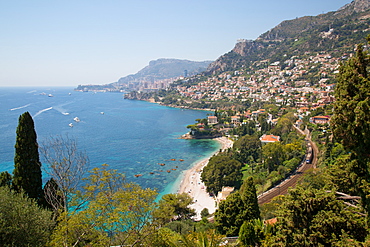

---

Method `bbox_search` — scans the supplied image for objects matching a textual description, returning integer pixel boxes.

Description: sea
[0,87,220,198]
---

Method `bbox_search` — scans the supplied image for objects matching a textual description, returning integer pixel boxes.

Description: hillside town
[174,51,341,109]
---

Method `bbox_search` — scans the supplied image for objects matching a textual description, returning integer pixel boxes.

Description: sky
[0,0,352,87]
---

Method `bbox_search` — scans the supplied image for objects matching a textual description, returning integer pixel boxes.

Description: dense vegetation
[198,110,306,195]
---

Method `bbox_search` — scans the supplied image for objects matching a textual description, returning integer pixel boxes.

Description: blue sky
[0,0,351,87]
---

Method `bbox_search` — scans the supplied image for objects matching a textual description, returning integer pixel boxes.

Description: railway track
[257,127,318,205]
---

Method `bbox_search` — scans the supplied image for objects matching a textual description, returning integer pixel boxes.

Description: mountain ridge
[206,0,370,74]
[76,58,212,92]
[117,58,212,85]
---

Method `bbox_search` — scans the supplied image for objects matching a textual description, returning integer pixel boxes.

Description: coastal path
[257,126,318,205]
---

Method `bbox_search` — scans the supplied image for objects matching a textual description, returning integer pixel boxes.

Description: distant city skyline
[0,0,351,87]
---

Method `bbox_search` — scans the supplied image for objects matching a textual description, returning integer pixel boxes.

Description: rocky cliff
[206,0,370,74]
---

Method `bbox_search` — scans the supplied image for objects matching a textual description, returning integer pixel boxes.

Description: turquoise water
[0,87,220,194]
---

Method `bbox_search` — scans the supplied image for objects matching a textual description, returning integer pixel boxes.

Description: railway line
[257,127,318,205]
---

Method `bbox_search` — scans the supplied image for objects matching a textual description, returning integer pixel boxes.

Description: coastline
[177,136,233,220]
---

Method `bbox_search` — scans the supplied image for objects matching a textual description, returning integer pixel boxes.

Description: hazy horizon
[0,0,351,87]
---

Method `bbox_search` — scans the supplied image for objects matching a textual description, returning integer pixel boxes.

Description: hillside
[123,0,370,112]
[207,0,370,74]
[117,59,212,85]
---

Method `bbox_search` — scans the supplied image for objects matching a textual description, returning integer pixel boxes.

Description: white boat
[100,112,104,115]
[69,123,73,127]
[73,117,80,122]
[48,94,54,97]
[62,112,70,115]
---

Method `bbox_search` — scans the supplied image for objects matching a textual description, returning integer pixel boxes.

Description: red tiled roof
[260,134,280,143]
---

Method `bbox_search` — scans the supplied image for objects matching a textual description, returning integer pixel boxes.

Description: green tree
[12,112,43,203]
[166,229,227,247]
[153,193,195,226]
[0,171,12,188]
[214,177,260,236]
[201,155,243,194]
[0,186,54,247]
[49,165,158,247]
[262,142,284,173]
[239,177,260,219]
[239,219,268,247]
[269,187,367,246]
[332,40,370,155]
[232,135,261,165]
[270,112,296,137]
[201,208,210,219]
[331,37,370,223]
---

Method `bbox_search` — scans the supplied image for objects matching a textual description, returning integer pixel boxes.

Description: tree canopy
[332,38,370,156]
[49,165,158,247]
[269,187,367,246]
[201,155,243,194]
[152,193,195,226]
[331,36,370,224]
[214,177,260,237]
[0,186,54,247]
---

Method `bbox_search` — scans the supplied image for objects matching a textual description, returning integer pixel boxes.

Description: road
[257,126,318,205]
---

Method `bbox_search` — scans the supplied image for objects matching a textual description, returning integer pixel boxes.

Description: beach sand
[178,136,233,220]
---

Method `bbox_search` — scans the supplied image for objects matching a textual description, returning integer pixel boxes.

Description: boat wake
[53,102,74,116]
[33,107,53,117]
[9,104,31,111]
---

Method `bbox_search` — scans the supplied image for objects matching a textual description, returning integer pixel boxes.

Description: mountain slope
[207,0,370,74]
[76,58,212,91]
[117,58,212,85]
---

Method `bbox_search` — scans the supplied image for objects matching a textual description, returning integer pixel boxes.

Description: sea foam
[33,107,53,117]
[9,104,31,111]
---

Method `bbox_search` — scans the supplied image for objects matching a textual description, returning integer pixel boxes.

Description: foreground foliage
[0,186,54,247]
[48,165,158,247]
[153,193,196,227]
[332,36,370,225]
[266,187,367,246]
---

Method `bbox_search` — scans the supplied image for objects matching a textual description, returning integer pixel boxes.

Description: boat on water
[69,123,73,127]
[48,94,54,97]
[73,117,80,122]
[62,112,70,115]
[100,112,104,115]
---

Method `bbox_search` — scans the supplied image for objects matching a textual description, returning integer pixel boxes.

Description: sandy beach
[178,136,233,220]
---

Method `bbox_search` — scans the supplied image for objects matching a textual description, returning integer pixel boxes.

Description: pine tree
[332,39,370,156]
[240,176,260,220]
[13,112,43,203]
[214,177,260,236]
[331,36,370,226]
